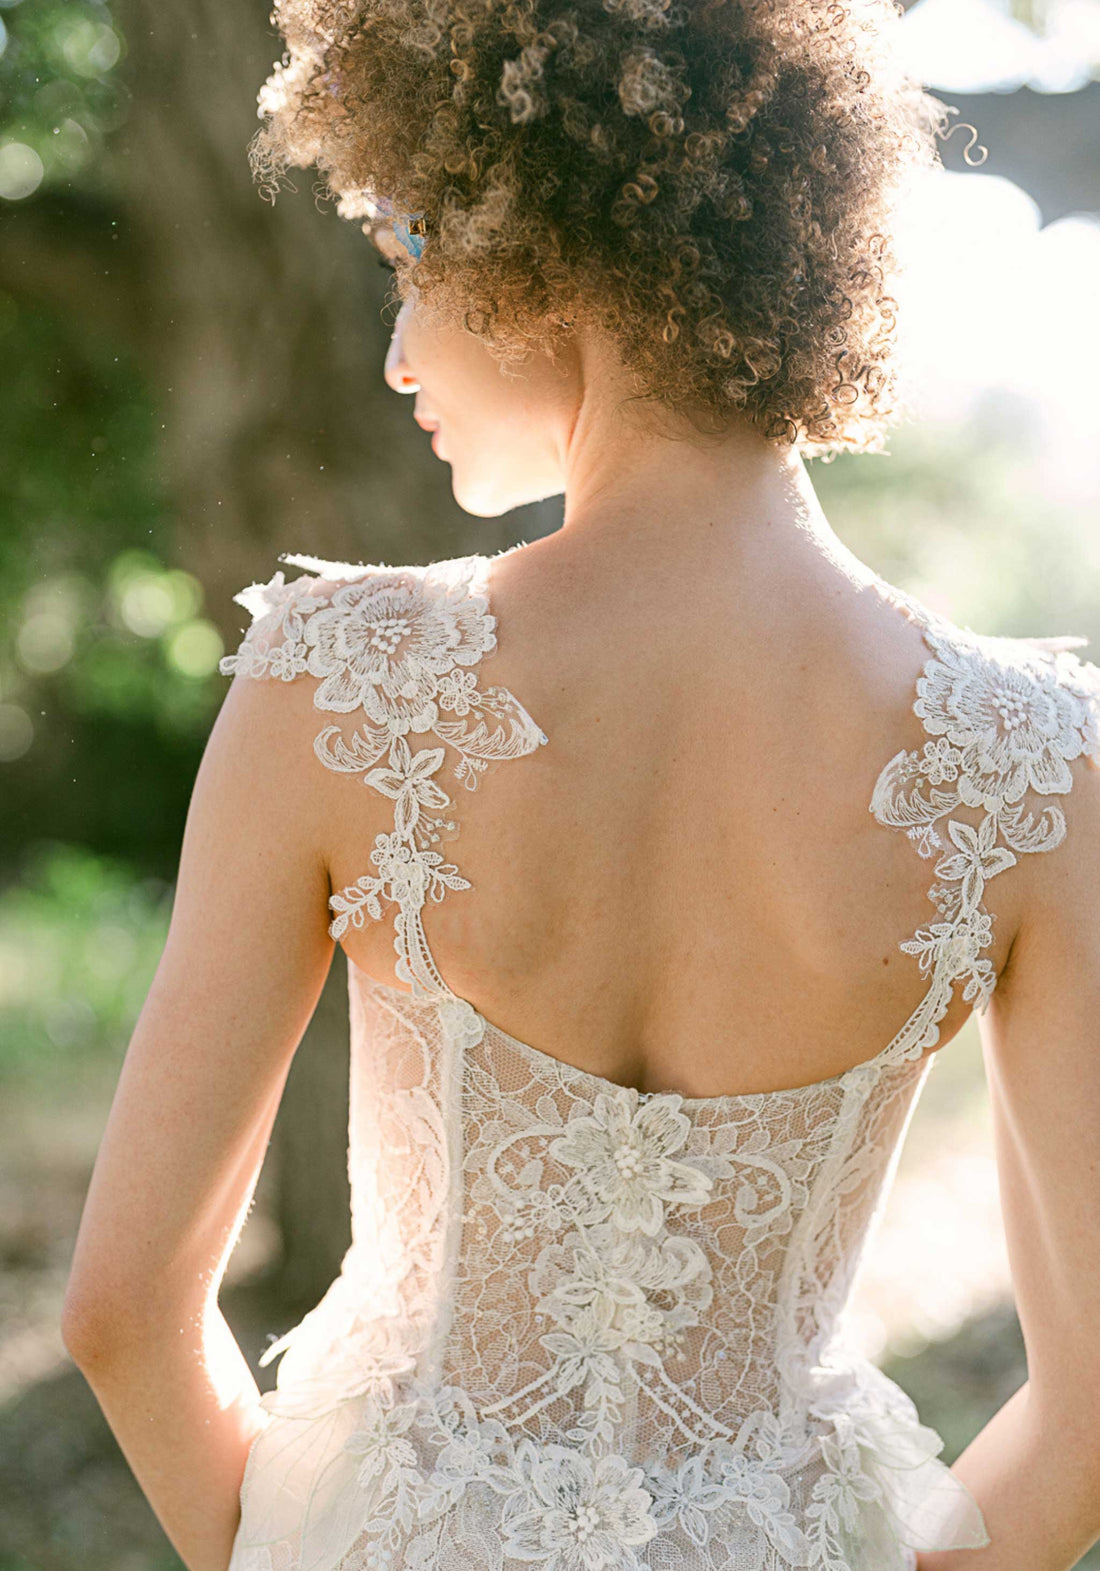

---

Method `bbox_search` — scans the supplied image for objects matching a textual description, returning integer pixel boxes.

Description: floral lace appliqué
[871,610,1100,1028]
[219,553,549,998]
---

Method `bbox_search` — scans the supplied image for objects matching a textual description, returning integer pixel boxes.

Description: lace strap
[869,597,1100,1060]
[219,552,549,1005]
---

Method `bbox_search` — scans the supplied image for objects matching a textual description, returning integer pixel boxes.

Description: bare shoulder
[1004,726,1100,980]
[212,557,426,855]
[214,551,549,957]
[965,630,1100,961]
[972,644,1100,1427]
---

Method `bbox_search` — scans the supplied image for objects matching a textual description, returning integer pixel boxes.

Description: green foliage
[0,284,158,595]
[0,841,171,1084]
[812,394,1100,652]
[0,297,223,874]
[0,0,126,201]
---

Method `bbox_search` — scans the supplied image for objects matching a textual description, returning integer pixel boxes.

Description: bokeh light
[0,140,43,200]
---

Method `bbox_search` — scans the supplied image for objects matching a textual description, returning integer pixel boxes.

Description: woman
[60,2,1100,1569]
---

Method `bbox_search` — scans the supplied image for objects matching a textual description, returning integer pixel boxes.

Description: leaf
[434,687,546,771]
[999,799,1067,854]
[621,1341,663,1368]
[870,756,957,833]
[315,722,389,774]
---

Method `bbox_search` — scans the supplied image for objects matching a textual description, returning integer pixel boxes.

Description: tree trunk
[110,0,533,624]
[265,952,353,1312]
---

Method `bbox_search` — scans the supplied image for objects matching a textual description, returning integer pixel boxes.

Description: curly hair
[249,0,955,457]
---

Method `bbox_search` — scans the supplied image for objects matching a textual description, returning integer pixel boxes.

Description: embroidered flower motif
[342,1392,421,1492]
[437,667,479,715]
[702,1434,811,1563]
[807,1419,882,1536]
[501,1443,658,1571]
[539,1299,626,1396]
[900,910,994,1008]
[333,1396,431,1571]
[304,576,495,735]
[371,832,470,906]
[918,737,959,785]
[431,1419,510,1491]
[532,1224,713,1366]
[218,571,321,683]
[549,1092,713,1236]
[938,915,984,972]
[267,638,310,682]
[366,735,450,839]
[493,1183,565,1247]
[644,1451,728,1548]
[916,638,1087,812]
[933,816,1015,912]
[727,1471,805,1560]
[421,1388,516,1511]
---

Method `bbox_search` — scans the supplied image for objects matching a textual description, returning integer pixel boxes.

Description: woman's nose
[384,302,419,395]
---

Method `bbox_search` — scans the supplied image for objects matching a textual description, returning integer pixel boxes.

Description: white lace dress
[218,551,1100,1571]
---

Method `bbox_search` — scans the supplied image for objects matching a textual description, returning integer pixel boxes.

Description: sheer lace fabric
[218,553,1100,1571]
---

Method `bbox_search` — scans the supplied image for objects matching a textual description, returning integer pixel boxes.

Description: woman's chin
[451,467,514,520]
[456,489,509,520]
[448,451,562,518]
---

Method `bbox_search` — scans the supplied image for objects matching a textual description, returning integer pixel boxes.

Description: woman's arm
[917,761,1100,1570]
[60,670,338,1571]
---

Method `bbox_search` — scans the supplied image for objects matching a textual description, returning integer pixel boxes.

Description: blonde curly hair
[250,0,953,457]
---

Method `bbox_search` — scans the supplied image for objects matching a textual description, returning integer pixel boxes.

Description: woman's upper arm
[978,749,1100,1437]
[62,669,337,1347]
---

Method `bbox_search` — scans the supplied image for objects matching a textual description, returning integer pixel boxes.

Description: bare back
[313,530,1023,1100]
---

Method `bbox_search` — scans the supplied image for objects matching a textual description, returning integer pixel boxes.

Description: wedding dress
[219,550,1100,1571]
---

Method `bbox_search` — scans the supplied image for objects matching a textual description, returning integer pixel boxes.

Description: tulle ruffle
[802,1343,990,1563]
[229,1322,991,1571]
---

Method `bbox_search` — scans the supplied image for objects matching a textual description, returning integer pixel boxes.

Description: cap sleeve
[870,613,1100,1055]
[218,555,382,684]
[218,553,550,1001]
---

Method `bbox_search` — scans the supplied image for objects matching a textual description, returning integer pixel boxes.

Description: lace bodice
[219,552,1100,1571]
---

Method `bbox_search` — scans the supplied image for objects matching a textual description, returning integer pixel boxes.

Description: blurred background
[1,0,1098,1564]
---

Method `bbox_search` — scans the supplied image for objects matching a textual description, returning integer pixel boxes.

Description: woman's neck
[547,324,846,570]
[549,401,864,607]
